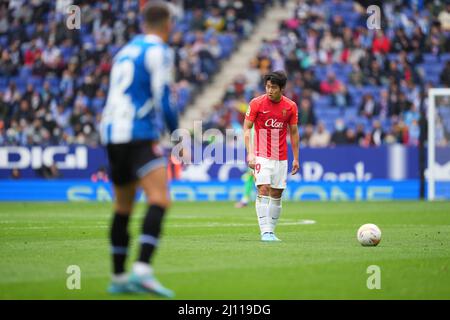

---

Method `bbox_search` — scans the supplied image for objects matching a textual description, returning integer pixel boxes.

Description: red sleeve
[289,103,298,125]
[245,99,259,122]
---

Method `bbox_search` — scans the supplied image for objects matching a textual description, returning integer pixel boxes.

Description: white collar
[144,34,164,44]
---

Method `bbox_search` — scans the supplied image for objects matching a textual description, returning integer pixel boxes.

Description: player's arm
[244,100,258,169]
[289,104,300,175]
[243,119,255,169]
[147,46,178,133]
[289,124,299,175]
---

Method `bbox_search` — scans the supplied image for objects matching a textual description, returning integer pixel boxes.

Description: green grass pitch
[1,201,449,299]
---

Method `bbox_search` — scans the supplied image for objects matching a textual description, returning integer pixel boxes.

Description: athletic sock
[110,212,130,275]
[269,197,282,233]
[255,195,271,235]
[138,205,165,264]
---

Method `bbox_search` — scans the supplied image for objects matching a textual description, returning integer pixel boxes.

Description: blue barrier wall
[0,145,421,181]
[0,180,420,201]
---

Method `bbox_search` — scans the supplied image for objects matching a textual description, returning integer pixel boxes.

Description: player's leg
[138,166,170,265]
[108,182,137,293]
[235,169,254,208]
[256,184,273,241]
[268,160,288,241]
[129,164,174,298]
[268,188,283,241]
[254,157,273,240]
[106,143,138,293]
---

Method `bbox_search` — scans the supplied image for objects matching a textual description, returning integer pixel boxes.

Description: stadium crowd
[0,0,449,149]
[0,0,268,146]
[205,0,450,147]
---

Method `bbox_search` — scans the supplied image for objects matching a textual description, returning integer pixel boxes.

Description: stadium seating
[0,0,449,148]
[0,0,270,146]
[205,0,450,147]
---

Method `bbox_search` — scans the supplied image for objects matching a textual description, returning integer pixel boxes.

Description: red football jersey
[245,94,298,160]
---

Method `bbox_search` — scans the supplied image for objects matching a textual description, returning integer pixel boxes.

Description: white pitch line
[1,220,316,230]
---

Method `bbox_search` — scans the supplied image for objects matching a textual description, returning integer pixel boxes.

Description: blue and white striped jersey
[100,34,178,144]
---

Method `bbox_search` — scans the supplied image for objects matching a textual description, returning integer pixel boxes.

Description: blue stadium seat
[218,33,235,59]
[344,107,358,118]
[424,54,440,64]
[0,36,8,47]
[19,66,32,79]
[28,77,43,88]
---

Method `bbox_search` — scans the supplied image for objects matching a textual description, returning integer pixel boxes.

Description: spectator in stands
[372,30,391,55]
[438,4,450,32]
[427,24,445,55]
[309,121,330,147]
[435,116,448,147]
[330,15,346,39]
[0,92,7,120]
[369,60,387,85]
[298,98,316,126]
[440,61,450,87]
[244,58,262,91]
[0,49,19,76]
[388,120,409,145]
[320,72,348,107]
[303,70,320,92]
[349,63,364,86]
[330,118,347,145]
[300,124,314,146]
[391,28,410,53]
[370,120,385,146]
[42,39,62,71]
[378,89,390,119]
[205,7,225,32]
[13,99,33,123]
[190,8,206,31]
[359,94,380,119]
[408,119,420,146]
[355,124,367,146]
[345,128,357,145]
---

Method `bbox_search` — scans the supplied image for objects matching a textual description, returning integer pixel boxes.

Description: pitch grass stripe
[0,220,317,230]
[2,255,450,286]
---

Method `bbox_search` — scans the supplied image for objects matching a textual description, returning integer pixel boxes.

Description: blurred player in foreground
[243,71,299,241]
[100,1,177,298]
[235,126,255,208]
[235,169,255,208]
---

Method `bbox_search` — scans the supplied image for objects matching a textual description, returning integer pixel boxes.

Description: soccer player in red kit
[243,71,300,241]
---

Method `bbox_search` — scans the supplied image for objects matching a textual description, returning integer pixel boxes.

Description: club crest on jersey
[282,109,287,117]
[265,118,284,128]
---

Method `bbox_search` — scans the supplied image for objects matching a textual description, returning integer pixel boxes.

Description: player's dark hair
[263,71,287,89]
[142,1,171,30]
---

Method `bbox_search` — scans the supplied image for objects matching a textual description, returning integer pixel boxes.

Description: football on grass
[357,224,381,246]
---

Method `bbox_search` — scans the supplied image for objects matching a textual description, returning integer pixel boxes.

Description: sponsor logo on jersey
[265,118,284,128]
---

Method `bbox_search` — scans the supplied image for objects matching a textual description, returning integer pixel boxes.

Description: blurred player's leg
[235,170,254,208]
[108,182,136,293]
[129,166,174,298]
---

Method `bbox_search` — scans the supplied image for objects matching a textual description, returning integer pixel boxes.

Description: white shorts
[253,156,288,189]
